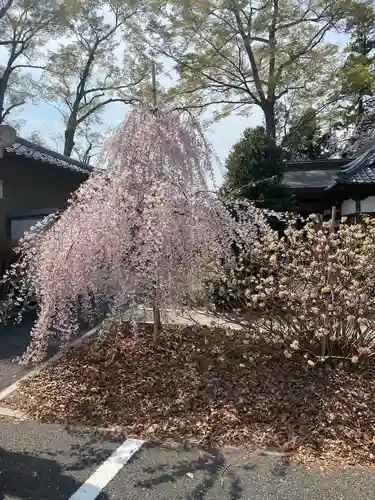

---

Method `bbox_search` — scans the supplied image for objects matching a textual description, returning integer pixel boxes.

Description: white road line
[68,438,145,500]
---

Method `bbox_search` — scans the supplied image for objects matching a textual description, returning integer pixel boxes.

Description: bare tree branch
[0,0,13,20]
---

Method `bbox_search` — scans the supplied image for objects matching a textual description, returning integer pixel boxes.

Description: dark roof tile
[326,144,375,189]
[284,159,351,189]
[4,137,93,176]
[284,168,341,188]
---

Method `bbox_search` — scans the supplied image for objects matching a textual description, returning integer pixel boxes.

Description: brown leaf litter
[5,324,375,470]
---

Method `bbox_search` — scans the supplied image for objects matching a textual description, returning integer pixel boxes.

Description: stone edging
[0,324,101,403]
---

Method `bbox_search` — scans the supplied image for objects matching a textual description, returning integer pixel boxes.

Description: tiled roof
[327,144,375,189]
[284,159,350,189]
[4,136,93,176]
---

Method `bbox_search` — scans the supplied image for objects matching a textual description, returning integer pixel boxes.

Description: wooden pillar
[331,205,336,232]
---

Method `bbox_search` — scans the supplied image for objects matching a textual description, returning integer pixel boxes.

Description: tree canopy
[223,126,294,212]
[0,0,71,124]
[145,0,347,141]
[39,0,149,157]
[2,1,375,159]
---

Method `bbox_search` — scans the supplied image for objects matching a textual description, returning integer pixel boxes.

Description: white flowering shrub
[219,216,375,364]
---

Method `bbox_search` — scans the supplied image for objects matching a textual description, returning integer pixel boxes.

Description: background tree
[339,0,375,122]
[320,1,375,158]
[0,0,13,21]
[282,107,338,160]
[223,126,293,212]
[26,130,47,146]
[144,0,346,141]
[40,0,148,157]
[0,0,71,123]
[72,121,105,164]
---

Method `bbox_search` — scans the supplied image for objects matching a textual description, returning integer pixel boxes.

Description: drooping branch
[2,104,270,364]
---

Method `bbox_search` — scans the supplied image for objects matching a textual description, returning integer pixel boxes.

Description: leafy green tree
[323,1,375,157]
[223,126,294,212]
[39,0,148,157]
[145,0,346,141]
[0,0,72,123]
[339,0,375,121]
[282,107,338,160]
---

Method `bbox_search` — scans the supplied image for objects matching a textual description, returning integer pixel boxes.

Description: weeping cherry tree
[2,105,270,363]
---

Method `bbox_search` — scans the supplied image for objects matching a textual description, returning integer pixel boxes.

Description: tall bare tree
[144,0,348,140]
[0,0,71,123]
[40,0,148,157]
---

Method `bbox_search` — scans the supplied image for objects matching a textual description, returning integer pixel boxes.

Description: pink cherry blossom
[2,105,270,363]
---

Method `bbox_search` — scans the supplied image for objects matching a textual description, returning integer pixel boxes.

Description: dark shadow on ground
[0,313,36,391]
[0,313,35,361]
[0,422,126,500]
[129,440,375,500]
[60,425,126,472]
[135,443,239,499]
[131,441,295,500]
[0,445,109,500]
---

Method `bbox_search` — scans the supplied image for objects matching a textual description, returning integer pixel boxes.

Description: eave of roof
[284,159,351,190]
[285,158,350,171]
[4,136,94,176]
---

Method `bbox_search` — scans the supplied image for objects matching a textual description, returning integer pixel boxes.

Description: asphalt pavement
[0,309,104,393]
[101,442,375,500]
[0,315,34,392]
[0,418,123,500]
[1,419,375,500]
[2,314,375,499]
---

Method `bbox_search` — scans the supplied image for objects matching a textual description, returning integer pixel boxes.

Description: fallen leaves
[6,323,375,470]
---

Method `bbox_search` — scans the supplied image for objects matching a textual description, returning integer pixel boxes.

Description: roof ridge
[4,136,95,177]
[286,158,349,166]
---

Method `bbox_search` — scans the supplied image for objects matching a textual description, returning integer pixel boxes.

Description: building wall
[360,196,375,213]
[0,155,87,252]
[341,196,375,216]
[341,199,356,216]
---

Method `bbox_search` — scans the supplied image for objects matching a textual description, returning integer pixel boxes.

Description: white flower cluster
[217,216,375,364]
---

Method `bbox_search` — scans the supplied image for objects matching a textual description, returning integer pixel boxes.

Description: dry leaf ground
[6,324,375,469]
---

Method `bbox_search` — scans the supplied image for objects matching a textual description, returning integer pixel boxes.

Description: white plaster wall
[341,199,356,215]
[361,196,375,213]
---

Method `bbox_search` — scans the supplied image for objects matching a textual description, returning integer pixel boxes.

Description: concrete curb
[0,324,101,402]
[0,405,26,418]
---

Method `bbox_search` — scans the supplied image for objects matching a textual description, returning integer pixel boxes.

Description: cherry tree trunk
[153,303,161,343]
